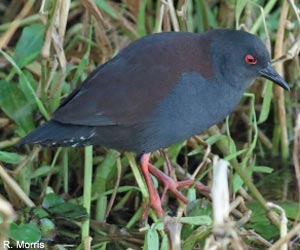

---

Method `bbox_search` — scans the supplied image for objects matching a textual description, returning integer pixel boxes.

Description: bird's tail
[17,120,95,147]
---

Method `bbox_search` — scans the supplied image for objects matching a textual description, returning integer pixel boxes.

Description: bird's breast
[140,72,244,150]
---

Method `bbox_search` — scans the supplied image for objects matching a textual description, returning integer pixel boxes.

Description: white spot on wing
[87,132,96,139]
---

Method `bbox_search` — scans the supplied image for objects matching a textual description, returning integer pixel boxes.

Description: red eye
[245,54,257,65]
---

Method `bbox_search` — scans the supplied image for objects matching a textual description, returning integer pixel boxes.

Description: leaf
[0,51,49,120]
[188,135,227,156]
[152,221,164,231]
[246,201,279,240]
[42,193,65,209]
[9,223,41,243]
[251,166,274,174]
[137,0,147,36]
[233,173,244,193]
[224,148,248,161]
[187,188,196,202]
[277,201,300,219]
[186,199,212,217]
[93,150,118,194]
[160,234,168,250]
[206,134,227,146]
[14,24,45,68]
[48,202,87,220]
[0,80,35,135]
[180,216,212,225]
[182,225,211,250]
[95,0,117,18]
[30,166,53,179]
[19,70,38,107]
[0,151,23,164]
[203,1,218,28]
[187,145,204,156]
[103,185,140,195]
[42,193,87,220]
[168,142,184,160]
[258,81,273,124]
[40,218,56,238]
[235,0,248,27]
[32,208,49,218]
[145,227,159,250]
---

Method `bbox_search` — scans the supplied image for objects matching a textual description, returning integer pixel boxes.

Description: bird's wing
[53,32,213,126]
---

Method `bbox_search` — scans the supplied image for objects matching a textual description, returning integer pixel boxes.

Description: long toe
[148,164,191,204]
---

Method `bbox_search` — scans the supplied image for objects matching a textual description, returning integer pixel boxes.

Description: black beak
[260,62,290,91]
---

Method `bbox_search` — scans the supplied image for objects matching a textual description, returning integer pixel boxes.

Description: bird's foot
[148,164,210,205]
[140,153,210,218]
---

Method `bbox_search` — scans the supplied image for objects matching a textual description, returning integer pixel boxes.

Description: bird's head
[209,29,289,91]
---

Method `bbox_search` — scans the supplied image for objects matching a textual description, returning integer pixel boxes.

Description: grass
[0,0,299,249]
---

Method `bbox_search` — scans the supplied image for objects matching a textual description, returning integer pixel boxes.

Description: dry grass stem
[293,113,300,210]
[273,0,289,160]
[212,158,229,227]
[267,223,300,250]
[0,163,35,207]
[105,156,122,220]
[267,202,288,250]
[164,216,182,250]
[0,196,16,245]
[167,0,180,31]
[0,0,34,49]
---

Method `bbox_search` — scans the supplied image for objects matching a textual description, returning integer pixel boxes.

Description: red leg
[148,164,210,204]
[148,163,189,204]
[140,153,164,217]
[140,153,210,217]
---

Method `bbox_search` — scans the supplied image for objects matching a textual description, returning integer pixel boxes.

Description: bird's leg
[140,153,164,217]
[160,150,190,203]
[140,153,210,217]
[148,163,189,204]
[148,164,210,204]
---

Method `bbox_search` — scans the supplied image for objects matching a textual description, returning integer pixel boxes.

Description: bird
[18,29,289,216]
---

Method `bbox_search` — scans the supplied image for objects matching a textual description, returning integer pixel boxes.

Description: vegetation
[0,0,299,249]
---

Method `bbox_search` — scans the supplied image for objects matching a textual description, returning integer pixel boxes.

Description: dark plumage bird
[19,29,289,216]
